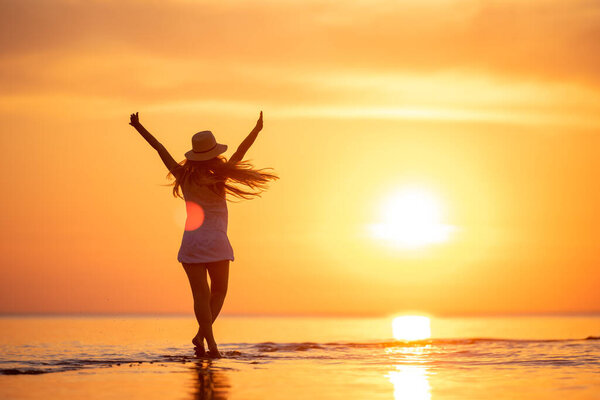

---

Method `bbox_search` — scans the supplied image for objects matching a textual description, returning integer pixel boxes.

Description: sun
[369,187,454,248]
[392,316,431,341]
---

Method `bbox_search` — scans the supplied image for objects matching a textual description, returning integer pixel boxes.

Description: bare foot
[194,346,206,357]
[192,335,205,356]
[206,349,222,359]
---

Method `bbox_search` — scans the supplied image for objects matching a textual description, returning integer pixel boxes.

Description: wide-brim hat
[185,130,227,161]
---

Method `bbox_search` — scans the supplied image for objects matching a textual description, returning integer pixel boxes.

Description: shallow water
[1,315,599,399]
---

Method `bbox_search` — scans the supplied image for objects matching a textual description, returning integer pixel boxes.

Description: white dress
[177,179,235,264]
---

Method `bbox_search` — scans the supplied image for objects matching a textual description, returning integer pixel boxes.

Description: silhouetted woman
[129,111,277,358]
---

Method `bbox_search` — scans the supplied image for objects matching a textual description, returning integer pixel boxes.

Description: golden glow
[392,316,431,341]
[370,188,454,248]
[2,0,600,316]
[388,365,431,400]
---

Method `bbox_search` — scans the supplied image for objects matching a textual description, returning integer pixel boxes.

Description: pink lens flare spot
[184,201,205,231]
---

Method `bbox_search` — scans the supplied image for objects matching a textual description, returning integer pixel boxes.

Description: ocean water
[0,315,599,399]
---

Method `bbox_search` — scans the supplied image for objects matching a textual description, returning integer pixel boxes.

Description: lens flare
[184,201,205,231]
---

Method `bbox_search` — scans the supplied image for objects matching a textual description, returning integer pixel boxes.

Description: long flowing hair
[166,155,278,200]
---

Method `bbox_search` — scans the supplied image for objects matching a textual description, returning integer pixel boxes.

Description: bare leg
[182,263,220,357]
[192,327,204,354]
[207,260,230,322]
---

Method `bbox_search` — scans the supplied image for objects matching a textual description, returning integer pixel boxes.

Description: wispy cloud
[1,0,599,125]
[2,0,598,82]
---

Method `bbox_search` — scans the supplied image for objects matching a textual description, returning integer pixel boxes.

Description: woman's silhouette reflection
[188,357,230,400]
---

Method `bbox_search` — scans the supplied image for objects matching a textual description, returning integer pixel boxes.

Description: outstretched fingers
[129,112,140,126]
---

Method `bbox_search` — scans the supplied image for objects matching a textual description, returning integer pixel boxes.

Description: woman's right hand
[129,112,140,127]
[253,111,263,132]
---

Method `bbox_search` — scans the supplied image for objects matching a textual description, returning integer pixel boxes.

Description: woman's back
[178,177,234,263]
[182,178,229,232]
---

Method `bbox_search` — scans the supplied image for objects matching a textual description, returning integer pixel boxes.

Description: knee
[191,286,211,306]
[211,284,228,298]
[193,297,210,309]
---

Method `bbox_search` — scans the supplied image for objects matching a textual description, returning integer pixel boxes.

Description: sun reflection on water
[387,365,431,400]
[386,316,432,399]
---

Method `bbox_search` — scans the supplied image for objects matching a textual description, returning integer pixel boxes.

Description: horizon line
[1,310,599,319]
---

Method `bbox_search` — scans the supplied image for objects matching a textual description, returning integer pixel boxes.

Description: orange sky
[1,0,599,316]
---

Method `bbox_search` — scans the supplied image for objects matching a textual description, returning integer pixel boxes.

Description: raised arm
[229,111,263,164]
[129,112,181,175]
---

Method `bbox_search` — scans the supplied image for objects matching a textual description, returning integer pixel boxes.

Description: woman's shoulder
[171,164,184,175]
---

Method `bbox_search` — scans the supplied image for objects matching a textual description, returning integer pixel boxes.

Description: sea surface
[1,315,599,399]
